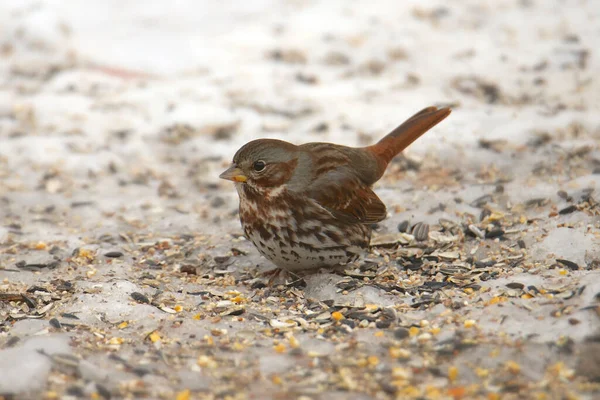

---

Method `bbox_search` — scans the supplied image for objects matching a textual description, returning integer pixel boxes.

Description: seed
[464,319,476,328]
[558,205,578,215]
[49,318,62,329]
[331,311,344,321]
[130,292,150,304]
[397,220,410,233]
[376,320,391,329]
[506,282,525,290]
[480,208,492,221]
[485,228,504,239]
[411,222,429,241]
[104,251,124,258]
[394,327,409,339]
[468,224,485,239]
[556,259,579,270]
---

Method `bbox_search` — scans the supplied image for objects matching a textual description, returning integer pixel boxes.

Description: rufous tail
[367,106,451,176]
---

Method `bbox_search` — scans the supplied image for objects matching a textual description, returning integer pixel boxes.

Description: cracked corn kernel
[367,355,379,366]
[289,336,300,348]
[148,331,160,343]
[488,393,500,400]
[117,321,128,329]
[148,331,161,343]
[417,333,432,343]
[487,296,507,305]
[409,326,420,336]
[274,343,286,353]
[464,319,476,328]
[272,375,283,385]
[505,361,521,374]
[389,347,411,359]
[332,311,344,321]
[174,305,183,312]
[232,342,244,351]
[231,295,245,303]
[193,313,202,320]
[475,367,489,378]
[547,362,574,379]
[108,337,124,345]
[392,367,412,379]
[35,242,47,250]
[176,389,190,400]
[197,355,217,368]
[448,366,458,382]
[559,269,568,275]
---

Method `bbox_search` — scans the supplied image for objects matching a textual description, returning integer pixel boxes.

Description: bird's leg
[260,268,303,286]
[260,268,284,286]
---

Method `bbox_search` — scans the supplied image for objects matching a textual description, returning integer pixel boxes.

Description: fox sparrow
[220,106,451,273]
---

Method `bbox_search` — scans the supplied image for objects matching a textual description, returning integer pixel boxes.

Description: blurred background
[1,0,599,261]
[1,0,597,175]
[1,1,600,398]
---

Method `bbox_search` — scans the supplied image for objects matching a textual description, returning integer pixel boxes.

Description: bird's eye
[253,160,266,172]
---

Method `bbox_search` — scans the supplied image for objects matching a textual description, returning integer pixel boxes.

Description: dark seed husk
[251,281,267,289]
[131,366,151,377]
[376,320,392,329]
[397,220,410,233]
[104,251,124,258]
[485,228,505,239]
[394,327,410,339]
[517,239,526,249]
[21,295,36,308]
[412,222,430,241]
[49,318,62,329]
[213,256,231,264]
[480,208,492,221]
[527,285,541,294]
[556,259,579,270]
[558,205,578,215]
[96,383,112,400]
[131,292,150,304]
[16,261,60,271]
[180,265,199,275]
[474,260,495,268]
[471,194,493,208]
[420,281,449,291]
[525,198,548,208]
[506,282,525,290]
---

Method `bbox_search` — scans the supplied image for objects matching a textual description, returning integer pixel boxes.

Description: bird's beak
[219,165,247,183]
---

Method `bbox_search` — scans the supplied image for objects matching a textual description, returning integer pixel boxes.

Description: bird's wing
[306,170,387,224]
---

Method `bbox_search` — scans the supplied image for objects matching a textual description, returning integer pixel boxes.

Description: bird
[219,106,451,274]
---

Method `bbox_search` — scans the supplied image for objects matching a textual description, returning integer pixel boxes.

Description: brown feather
[367,106,451,179]
[306,171,387,224]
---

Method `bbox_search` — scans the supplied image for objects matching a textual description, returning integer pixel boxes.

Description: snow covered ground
[1,0,599,398]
